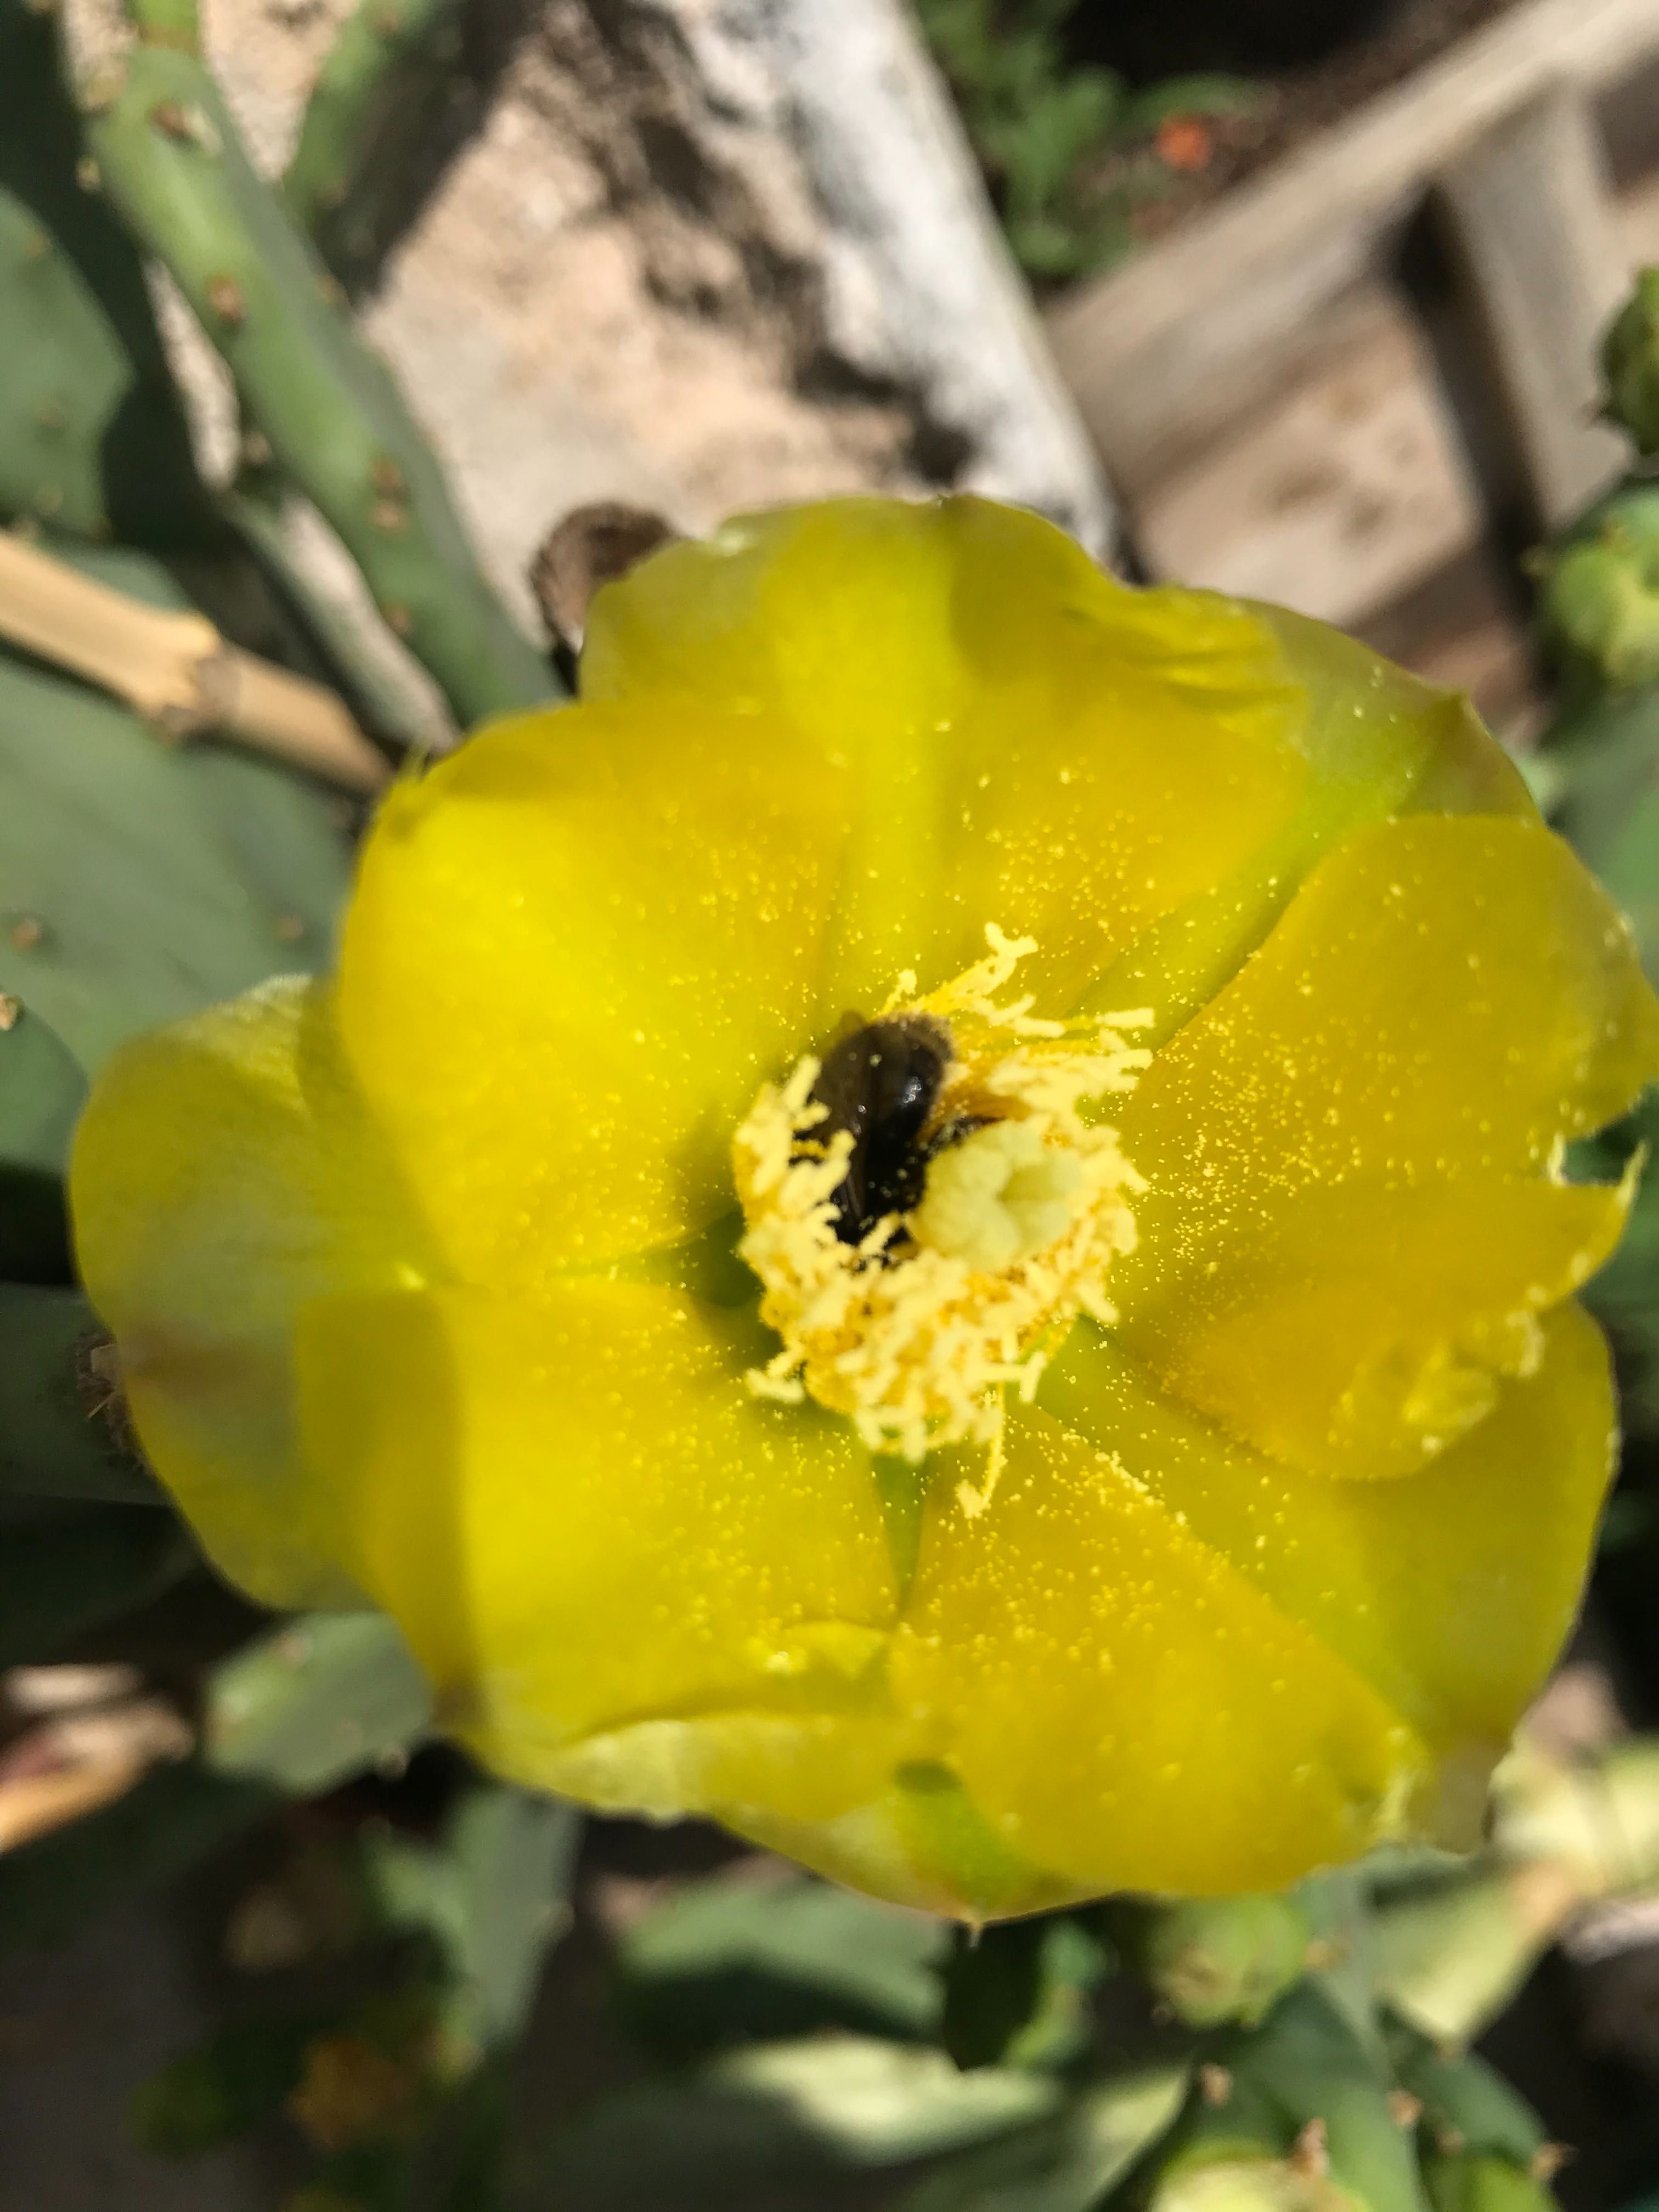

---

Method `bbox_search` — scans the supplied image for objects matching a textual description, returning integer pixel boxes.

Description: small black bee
[808,1014,953,1246]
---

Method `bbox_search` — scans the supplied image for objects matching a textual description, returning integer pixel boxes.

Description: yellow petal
[335,702,849,1277]
[1084,604,1536,1046]
[70,979,435,1610]
[1039,1306,1614,1786]
[1252,602,1534,824]
[294,1278,904,1821]
[585,496,1312,1014]
[1116,1175,1626,1480]
[730,1761,1091,1921]
[1109,814,1659,1474]
[888,1407,1429,1898]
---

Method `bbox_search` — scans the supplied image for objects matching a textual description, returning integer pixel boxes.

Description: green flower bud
[1539,490,1659,691]
[1150,2067,1339,2212]
[1423,2154,1557,2212]
[1155,2159,1346,2212]
[1135,1894,1314,2028]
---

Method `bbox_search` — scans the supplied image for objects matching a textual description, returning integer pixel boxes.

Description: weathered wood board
[1133,283,1483,625]
[1116,31,1659,674]
[1436,87,1630,528]
[1046,0,1659,495]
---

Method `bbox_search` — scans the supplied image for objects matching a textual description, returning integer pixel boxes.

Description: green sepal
[0,605,352,1073]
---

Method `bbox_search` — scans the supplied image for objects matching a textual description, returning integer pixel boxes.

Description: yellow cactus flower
[71,498,1659,1920]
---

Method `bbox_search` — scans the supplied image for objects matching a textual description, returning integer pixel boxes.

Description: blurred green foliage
[913,0,1259,281]
[616,1868,947,2057]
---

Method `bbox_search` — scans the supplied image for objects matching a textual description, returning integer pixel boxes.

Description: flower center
[732,928,1150,1509]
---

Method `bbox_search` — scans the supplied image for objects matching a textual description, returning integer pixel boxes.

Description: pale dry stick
[0,529,391,793]
[0,1688,192,1853]
[0,1758,153,1853]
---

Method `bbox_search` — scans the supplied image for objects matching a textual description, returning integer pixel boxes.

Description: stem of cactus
[70,18,560,726]
[1387,2032,1548,2170]
[0,531,390,789]
[225,481,447,756]
[281,0,464,273]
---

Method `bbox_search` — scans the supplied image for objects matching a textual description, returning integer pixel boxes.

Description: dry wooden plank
[1436,88,1629,527]
[1132,280,1482,625]
[1046,0,1659,490]
[1130,162,1659,636]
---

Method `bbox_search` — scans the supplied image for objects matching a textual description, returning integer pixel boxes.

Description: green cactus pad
[0,562,353,1071]
[0,0,215,546]
[0,1000,85,1282]
[0,1497,193,1668]
[204,1609,434,1795]
[0,1283,163,1503]
[364,1782,579,2056]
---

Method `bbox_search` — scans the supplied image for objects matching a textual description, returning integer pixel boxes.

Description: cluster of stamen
[733,928,1150,1511]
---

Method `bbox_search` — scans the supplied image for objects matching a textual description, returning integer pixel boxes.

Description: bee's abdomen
[807,1014,952,1244]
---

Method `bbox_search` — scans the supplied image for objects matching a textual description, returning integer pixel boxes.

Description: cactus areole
[71,498,1659,1918]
